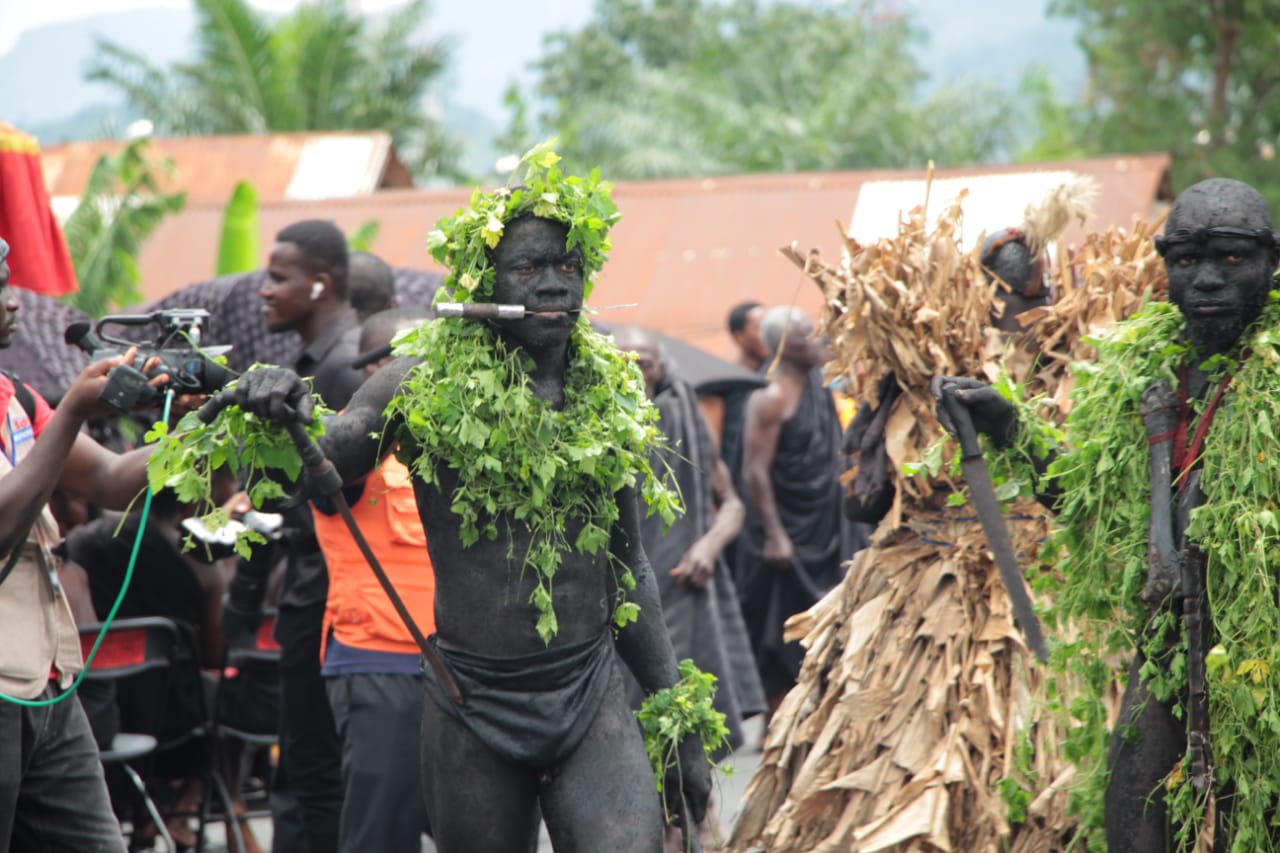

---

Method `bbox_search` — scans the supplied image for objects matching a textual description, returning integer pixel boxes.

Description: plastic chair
[78,617,183,852]
[195,610,281,853]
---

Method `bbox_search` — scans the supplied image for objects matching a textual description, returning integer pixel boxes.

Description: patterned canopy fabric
[0,286,91,402]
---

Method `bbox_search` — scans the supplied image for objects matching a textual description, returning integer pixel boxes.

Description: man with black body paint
[209,215,711,853]
[935,178,1280,850]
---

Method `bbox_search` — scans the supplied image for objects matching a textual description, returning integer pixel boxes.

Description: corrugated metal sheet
[40,131,407,204]
[851,169,1083,243]
[127,153,1171,361]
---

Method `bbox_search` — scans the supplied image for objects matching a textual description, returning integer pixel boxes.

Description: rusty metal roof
[124,153,1170,361]
[41,131,412,205]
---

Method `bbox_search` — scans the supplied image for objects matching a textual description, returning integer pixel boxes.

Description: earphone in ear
[310,281,324,301]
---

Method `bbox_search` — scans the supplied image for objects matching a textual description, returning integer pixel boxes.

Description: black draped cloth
[735,367,860,697]
[626,373,766,752]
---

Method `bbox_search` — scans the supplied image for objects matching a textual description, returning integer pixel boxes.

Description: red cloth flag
[0,123,77,296]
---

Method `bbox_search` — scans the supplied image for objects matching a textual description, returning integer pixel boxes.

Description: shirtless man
[736,307,854,712]
[205,194,711,850]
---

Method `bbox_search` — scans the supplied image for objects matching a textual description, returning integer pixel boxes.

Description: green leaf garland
[144,369,332,558]
[1036,294,1280,850]
[386,317,682,645]
[398,139,678,644]
[426,139,620,304]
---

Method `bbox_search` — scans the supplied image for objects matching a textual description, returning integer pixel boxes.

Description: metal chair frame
[195,610,281,853]
[78,616,185,853]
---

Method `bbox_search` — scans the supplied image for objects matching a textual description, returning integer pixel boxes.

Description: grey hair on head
[760,306,809,354]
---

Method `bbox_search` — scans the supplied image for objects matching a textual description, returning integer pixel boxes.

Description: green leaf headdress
[425,139,621,303]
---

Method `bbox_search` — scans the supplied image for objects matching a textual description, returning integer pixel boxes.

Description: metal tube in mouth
[434,302,639,320]
[435,303,526,320]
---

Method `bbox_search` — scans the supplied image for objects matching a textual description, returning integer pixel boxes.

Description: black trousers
[326,672,430,852]
[0,683,125,853]
[270,602,341,853]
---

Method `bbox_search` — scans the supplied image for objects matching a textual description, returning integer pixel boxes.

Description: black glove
[931,375,1017,447]
[199,367,313,426]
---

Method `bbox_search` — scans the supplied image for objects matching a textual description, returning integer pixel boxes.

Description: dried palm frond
[782,190,999,527]
[1017,213,1168,414]
[728,503,1087,853]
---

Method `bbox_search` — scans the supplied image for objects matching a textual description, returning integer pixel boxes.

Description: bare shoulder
[746,383,787,422]
[320,356,418,471]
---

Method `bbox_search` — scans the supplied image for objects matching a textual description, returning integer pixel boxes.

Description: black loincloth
[421,630,615,767]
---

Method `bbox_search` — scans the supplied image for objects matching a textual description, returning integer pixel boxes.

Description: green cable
[0,389,173,706]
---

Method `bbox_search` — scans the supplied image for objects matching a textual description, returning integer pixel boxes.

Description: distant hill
[1,7,192,134]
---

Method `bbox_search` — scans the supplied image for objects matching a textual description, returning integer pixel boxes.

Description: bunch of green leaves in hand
[145,377,330,558]
[637,659,729,798]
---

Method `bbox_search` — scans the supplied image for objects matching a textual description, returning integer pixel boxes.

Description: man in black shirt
[257,219,363,853]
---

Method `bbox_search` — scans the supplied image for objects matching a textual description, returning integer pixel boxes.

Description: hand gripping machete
[941,392,1049,663]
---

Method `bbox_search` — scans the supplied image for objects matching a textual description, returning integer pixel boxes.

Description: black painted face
[1160,178,1279,355]
[1164,234,1273,353]
[491,217,585,353]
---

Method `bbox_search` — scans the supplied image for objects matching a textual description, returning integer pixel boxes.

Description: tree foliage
[506,0,1013,179]
[62,139,186,318]
[1050,0,1280,205]
[88,0,461,180]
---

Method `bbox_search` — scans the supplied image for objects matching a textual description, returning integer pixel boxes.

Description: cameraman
[0,236,170,852]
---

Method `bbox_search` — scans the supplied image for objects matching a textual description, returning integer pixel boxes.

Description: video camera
[65,309,235,410]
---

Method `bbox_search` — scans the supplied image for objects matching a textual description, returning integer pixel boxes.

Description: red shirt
[0,373,54,460]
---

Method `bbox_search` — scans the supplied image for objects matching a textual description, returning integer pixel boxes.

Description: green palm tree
[62,139,187,318]
[88,0,460,181]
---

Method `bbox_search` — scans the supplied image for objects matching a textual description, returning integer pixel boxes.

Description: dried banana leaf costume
[729,217,1080,852]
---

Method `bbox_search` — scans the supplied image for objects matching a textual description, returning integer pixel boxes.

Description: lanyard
[1171,370,1234,492]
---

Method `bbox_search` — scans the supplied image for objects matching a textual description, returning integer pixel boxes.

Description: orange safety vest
[313,455,435,661]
